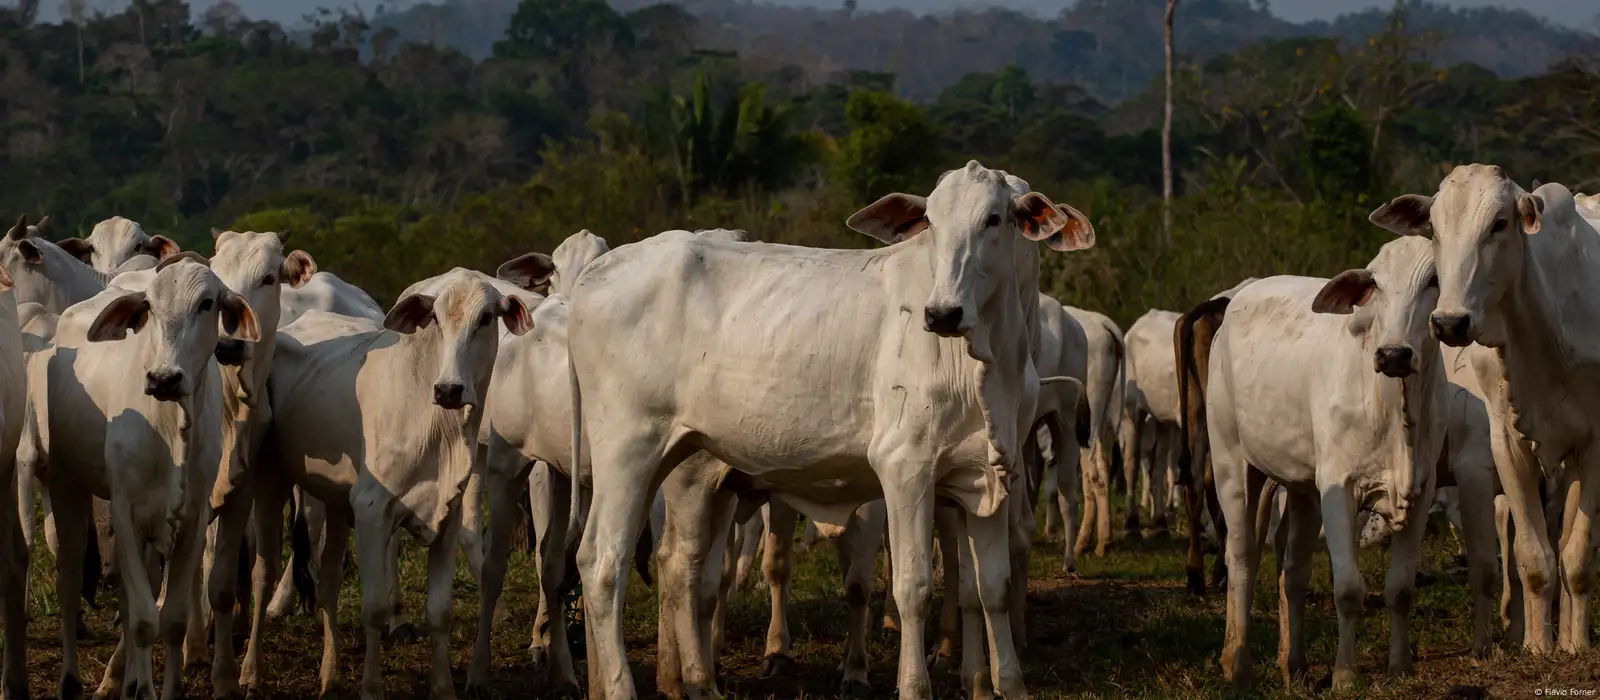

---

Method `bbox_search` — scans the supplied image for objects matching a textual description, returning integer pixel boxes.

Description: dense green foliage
[1,0,1597,324]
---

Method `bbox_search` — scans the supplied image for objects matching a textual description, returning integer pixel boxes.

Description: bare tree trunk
[1162,0,1178,245]
[75,22,84,85]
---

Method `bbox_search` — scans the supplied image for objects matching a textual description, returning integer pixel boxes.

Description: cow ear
[281,250,318,288]
[1312,269,1377,315]
[156,250,210,272]
[1012,192,1069,246]
[497,252,557,295]
[56,237,94,263]
[498,295,533,335]
[847,194,928,244]
[145,235,180,261]
[211,227,225,242]
[384,294,435,334]
[16,240,43,265]
[87,292,150,342]
[1518,192,1543,235]
[1027,200,1094,252]
[1369,194,1435,238]
[218,291,261,342]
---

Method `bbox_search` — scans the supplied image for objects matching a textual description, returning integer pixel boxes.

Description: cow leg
[527,462,554,667]
[1182,444,1207,595]
[699,486,739,698]
[206,490,253,698]
[1492,426,1557,652]
[1276,490,1318,686]
[1122,414,1144,538]
[241,477,288,695]
[101,494,158,700]
[733,509,763,591]
[1148,426,1173,536]
[160,504,209,700]
[654,495,685,699]
[1318,481,1364,689]
[1453,461,1500,657]
[928,506,961,670]
[1557,449,1600,653]
[185,522,215,676]
[881,528,900,633]
[536,466,581,694]
[311,511,350,695]
[967,507,1027,700]
[1043,417,1079,573]
[711,517,737,656]
[1216,452,1265,690]
[576,437,671,700]
[354,492,400,700]
[952,512,987,700]
[1039,456,1061,541]
[880,472,936,700]
[837,502,885,695]
[0,471,24,700]
[1384,486,1431,679]
[425,508,462,700]
[383,533,412,642]
[52,485,91,700]
[1009,442,1040,653]
[1496,494,1524,642]
[760,501,799,677]
[467,452,529,691]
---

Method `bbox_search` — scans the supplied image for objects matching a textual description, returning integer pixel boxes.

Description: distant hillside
[365,0,1600,100]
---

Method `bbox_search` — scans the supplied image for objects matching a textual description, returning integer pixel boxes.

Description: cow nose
[214,339,249,366]
[144,370,185,401]
[1430,313,1473,347]
[433,382,466,409]
[923,305,964,336]
[1373,346,1415,378]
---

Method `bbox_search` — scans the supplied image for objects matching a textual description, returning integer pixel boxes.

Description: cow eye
[984,213,1001,228]
[199,298,215,313]
[1426,275,1438,289]
[1491,219,1508,233]
[477,312,494,327]
[262,274,276,286]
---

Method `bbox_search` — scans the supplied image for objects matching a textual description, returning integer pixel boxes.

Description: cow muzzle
[145,369,186,402]
[214,339,252,366]
[1429,312,1475,347]
[1373,345,1415,378]
[432,382,467,410]
[923,304,964,337]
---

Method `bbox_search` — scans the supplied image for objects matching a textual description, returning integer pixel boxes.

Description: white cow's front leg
[836,502,886,695]
[353,491,398,700]
[1320,481,1364,689]
[160,504,210,700]
[879,469,935,700]
[1453,460,1500,657]
[426,508,462,700]
[468,455,527,691]
[1275,489,1319,687]
[1492,425,1557,652]
[1384,483,1431,679]
[928,506,962,670]
[967,506,1027,700]
[577,434,665,700]
[207,489,254,699]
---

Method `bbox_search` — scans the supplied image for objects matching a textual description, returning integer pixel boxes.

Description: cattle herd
[0,160,1593,700]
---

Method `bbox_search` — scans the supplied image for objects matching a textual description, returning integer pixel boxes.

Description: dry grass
[14,507,1600,699]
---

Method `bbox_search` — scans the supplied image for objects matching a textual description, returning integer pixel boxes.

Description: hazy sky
[36,0,1599,29]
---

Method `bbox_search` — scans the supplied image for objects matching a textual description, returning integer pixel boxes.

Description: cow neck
[1493,227,1587,458]
[967,232,1042,519]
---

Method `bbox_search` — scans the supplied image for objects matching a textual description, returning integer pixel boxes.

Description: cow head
[846,160,1093,337]
[0,214,100,311]
[383,263,544,410]
[87,253,261,402]
[57,216,180,273]
[1312,237,1439,379]
[209,230,317,365]
[1369,164,1541,347]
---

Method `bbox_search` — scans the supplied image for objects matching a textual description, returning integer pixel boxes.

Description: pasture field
[15,506,1590,699]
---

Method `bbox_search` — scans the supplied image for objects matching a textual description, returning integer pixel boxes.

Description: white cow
[1209,237,1446,690]
[1122,309,1184,536]
[278,271,384,327]
[55,216,179,273]
[1369,166,1600,653]
[254,258,547,699]
[30,254,259,700]
[1054,306,1122,561]
[567,162,1092,700]
[0,235,28,700]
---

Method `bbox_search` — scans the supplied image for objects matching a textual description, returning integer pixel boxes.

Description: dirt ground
[15,510,1599,699]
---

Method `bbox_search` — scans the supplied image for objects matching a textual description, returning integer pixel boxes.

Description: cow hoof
[835,674,871,698]
[386,623,419,644]
[59,676,84,700]
[760,654,797,678]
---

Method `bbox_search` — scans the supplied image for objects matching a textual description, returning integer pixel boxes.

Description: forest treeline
[0,0,1597,326]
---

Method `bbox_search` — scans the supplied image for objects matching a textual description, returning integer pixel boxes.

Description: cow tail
[561,351,584,596]
[633,520,655,587]
[1176,298,1229,488]
[1104,318,1127,485]
[289,487,317,614]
